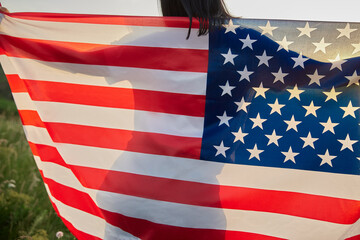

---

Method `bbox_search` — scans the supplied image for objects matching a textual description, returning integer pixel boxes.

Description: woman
[160,0,232,38]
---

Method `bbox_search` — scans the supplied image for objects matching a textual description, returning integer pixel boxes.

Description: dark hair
[160,0,232,38]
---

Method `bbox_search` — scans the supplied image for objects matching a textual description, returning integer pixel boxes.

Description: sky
[1,0,360,22]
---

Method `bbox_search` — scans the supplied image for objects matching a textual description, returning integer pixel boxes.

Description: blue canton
[201,19,360,175]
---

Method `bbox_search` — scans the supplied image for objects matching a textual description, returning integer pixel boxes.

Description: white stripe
[36,158,85,190]
[12,91,204,138]
[12,93,37,110]
[2,56,207,95]
[37,158,139,240]
[37,159,354,240]
[43,186,105,238]
[95,189,350,240]
[1,15,208,49]
[341,218,360,239]
[45,186,139,240]
[23,125,54,147]
[33,156,42,169]
[24,125,360,201]
[33,101,204,138]
[35,157,98,205]
[11,79,204,138]
[56,143,360,201]
[0,54,17,74]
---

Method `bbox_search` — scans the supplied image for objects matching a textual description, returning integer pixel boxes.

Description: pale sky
[1,0,360,22]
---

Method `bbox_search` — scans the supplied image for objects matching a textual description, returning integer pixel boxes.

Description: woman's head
[159,0,232,38]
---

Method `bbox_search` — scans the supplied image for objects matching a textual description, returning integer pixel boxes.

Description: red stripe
[35,143,68,168]
[100,210,285,240]
[33,142,360,225]
[6,74,27,92]
[28,141,39,156]
[71,165,360,225]
[44,177,103,219]
[0,35,208,73]
[44,122,202,159]
[43,175,283,240]
[5,12,200,28]
[39,170,101,240]
[18,110,45,127]
[17,79,206,117]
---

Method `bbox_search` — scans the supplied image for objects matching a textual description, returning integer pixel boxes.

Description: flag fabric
[0,11,359,240]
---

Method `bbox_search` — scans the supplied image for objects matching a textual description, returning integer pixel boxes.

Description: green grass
[0,69,74,239]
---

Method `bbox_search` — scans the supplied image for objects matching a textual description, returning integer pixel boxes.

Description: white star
[313,37,332,54]
[323,87,341,102]
[307,69,325,86]
[320,117,339,134]
[224,19,240,34]
[345,71,360,87]
[221,49,238,65]
[253,82,269,99]
[303,101,321,117]
[318,150,336,167]
[287,84,304,101]
[338,134,358,152]
[217,111,233,126]
[256,50,273,67]
[328,54,347,71]
[232,127,248,144]
[265,130,282,146]
[219,81,236,96]
[300,132,318,149]
[239,34,257,50]
[235,97,251,113]
[259,21,278,36]
[285,115,301,132]
[250,113,266,130]
[297,22,316,37]
[282,146,299,163]
[291,52,308,68]
[271,67,288,84]
[276,36,294,52]
[352,42,360,55]
[214,141,230,157]
[337,23,357,39]
[237,66,254,82]
[340,101,360,118]
[268,99,285,115]
[247,144,263,161]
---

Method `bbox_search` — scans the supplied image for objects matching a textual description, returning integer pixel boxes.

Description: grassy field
[0,68,74,240]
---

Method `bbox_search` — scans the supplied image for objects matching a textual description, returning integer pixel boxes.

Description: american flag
[0,11,359,240]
